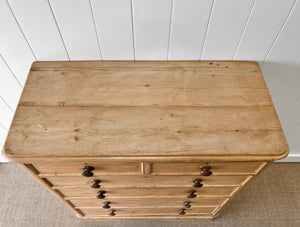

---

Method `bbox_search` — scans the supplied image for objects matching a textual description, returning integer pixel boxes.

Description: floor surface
[0,163,299,227]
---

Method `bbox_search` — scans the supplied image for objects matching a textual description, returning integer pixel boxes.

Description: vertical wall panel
[273,61,300,117]
[262,1,300,112]
[0,0,35,85]
[201,0,254,60]
[91,0,134,60]
[286,125,300,156]
[0,97,14,130]
[168,0,213,60]
[8,0,69,61]
[49,0,101,60]
[281,95,300,137]
[234,0,295,62]
[133,0,172,60]
[0,123,8,162]
[0,56,22,111]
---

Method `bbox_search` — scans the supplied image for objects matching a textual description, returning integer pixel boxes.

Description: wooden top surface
[4,61,289,162]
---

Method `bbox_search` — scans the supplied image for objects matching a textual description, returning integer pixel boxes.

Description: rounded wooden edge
[3,149,289,163]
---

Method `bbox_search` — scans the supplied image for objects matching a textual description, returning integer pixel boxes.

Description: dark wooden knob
[187,189,197,198]
[96,190,106,199]
[200,165,212,176]
[81,165,94,177]
[192,179,203,188]
[179,209,186,215]
[102,201,111,209]
[109,209,116,216]
[90,179,101,188]
[183,201,191,208]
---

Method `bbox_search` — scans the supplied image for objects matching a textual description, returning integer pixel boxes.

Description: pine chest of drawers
[3,61,289,220]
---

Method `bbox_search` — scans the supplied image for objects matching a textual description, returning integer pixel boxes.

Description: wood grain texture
[3,61,288,161]
[70,197,227,208]
[45,175,252,187]
[5,106,286,158]
[79,206,216,216]
[56,186,238,198]
[151,162,267,175]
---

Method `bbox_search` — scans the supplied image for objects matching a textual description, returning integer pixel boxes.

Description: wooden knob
[187,189,197,198]
[102,201,111,209]
[81,165,94,177]
[192,179,203,188]
[183,201,191,208]
[96,190,106,199]
[90,179,101,188]
[109,209,116,216]
[179,209,186,215]
[200,165,212,176]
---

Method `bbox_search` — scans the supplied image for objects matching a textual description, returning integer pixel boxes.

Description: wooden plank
[34,162,142,175]
[49,0,101,60]
[20,66,272,107]
[30,60,260,69]
[79,207,216,216]
[70,197,226,208]
[201,0,255,60]
[168,0,213,60]
[8,0,68,60]
[45,175,252,187]
[234,0,295,61]
[4,106,286,158]
[0,0,35,85]
[81,215,214,220]
[90,0,134,60]
[56,186,238,198]
[132,0,172,60]
[151,162,267,175]
[0,55,22,111]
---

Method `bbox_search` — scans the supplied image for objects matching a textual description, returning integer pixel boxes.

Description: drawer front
[151,162,267,175]
[46,175,252,187]
[70,197,227,208]
[79,207,217,216]
[57,186,238,198]
[33,162,142,176]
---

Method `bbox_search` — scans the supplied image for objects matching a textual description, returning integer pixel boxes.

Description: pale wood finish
[57,186,239,198]
[5,107,286,159]
[79,207,217,216]
[45,175,252,187]
[151,162,267,175]
[3,61,289,220]
[70,197,227,208]
[34,162,142,176]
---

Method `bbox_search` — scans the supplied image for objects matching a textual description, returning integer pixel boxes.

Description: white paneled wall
[1,0,300,162]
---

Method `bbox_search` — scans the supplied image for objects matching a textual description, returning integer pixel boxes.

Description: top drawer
[33,162,142,176]
[151,162,267,175]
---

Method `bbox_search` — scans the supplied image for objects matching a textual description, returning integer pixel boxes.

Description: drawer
[151,162,267,175]
[33,162,142,176]
[57,186,238,198]
[79,207,217,216]
[69,197,227,208]
[46,175,252,187]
